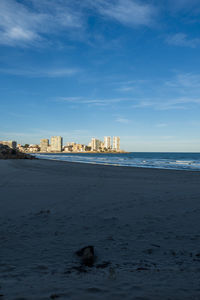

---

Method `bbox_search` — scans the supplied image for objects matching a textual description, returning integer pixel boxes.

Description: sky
[1,0,200,152]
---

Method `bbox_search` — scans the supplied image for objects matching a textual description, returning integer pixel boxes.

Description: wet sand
[1,159,200,299]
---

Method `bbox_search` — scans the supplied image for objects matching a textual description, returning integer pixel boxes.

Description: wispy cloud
[116,117,130,124]
[0,67,79,78]
[55,72,200,110]
[132,97,200,110]
[167,0,200,12]
[89,0,157,27]
[116,86,135,92]
[113,72,200,110]
[0,0,83,46]
[0,0,158,47]
[56,96,126,106]
[166,33,200,48]
[165,72,200,88]
[114,79,149,93]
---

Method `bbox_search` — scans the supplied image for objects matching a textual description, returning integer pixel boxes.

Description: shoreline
[34,154,200,172]
[26,151,130,154]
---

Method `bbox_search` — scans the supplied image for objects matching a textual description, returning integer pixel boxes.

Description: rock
[76,246,95,267]
[0,144,36,160]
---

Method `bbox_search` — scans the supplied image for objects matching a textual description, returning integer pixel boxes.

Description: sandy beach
[1,159,200,299]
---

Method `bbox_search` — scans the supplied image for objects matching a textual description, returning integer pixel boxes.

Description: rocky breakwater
[0,144,36,159]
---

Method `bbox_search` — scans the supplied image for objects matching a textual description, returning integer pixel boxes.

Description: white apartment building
[104,136,111,150]
[91,138,101,151]
[113,136,120,151]
[51,136,63,152]
[40,139,49,152]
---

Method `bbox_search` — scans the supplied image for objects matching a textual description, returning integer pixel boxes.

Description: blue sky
[1,0,200,151]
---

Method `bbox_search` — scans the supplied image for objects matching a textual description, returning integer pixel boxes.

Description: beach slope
[1,159,200,299]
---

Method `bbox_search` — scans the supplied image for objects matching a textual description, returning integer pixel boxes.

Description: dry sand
[1,159,200,299]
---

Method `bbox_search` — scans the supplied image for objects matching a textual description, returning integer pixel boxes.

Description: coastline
[1,159,200,299]
[33,152,200,172]
[26,151,130,154]
[36,155,200,172]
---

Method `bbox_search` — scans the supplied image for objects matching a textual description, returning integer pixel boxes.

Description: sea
[35,152,200,171]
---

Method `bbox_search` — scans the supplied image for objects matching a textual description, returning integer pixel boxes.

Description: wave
[35,153,200,171]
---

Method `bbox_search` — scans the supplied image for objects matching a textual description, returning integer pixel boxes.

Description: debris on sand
[76,246,95,267]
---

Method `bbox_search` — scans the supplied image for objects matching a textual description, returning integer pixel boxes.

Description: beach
[1,159,200,299]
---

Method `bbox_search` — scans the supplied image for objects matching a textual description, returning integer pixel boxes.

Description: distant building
[100,141,105,151]
[64,145,73,152]
[51,136,63,152]
[47,146,52,152]
[76,143,85,152]
[27,144,40,152]
[85,145,91,151]
[91,138,101,151]
[17,144,24,152]
[40,139,49,152]
[0,140,17,149]
[104,136,111,150]
[113,136,120,151]
[64,143,86,152]
[73,143,85,152]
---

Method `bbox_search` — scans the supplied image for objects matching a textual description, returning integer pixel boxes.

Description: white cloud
[114,79,149,93]
[7,27,37,41]
[116,118,130,124]
[164,73,200,92]
[166,33,200,48]
[167,0,200,12]
[89,0,156,27]
[56,71,200,110]
[0,0,83,46]
[0,0,157,47]
[117,86,135,92]
[56,97,125,106]
[133,97,200,110]
[0,67,79,78]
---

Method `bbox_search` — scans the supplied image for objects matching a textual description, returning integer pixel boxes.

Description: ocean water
[35,152,200,171]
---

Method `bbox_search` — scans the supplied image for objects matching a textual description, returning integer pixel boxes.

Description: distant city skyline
[1,1,200,152]
[12,135,121,153]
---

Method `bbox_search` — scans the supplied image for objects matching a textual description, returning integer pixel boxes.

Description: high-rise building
[104,136,111,150]
[113,136,120,151]
[51,136,63,152]
[40,139,49,152]
[0,141,17,149]
[91,138,101,151]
